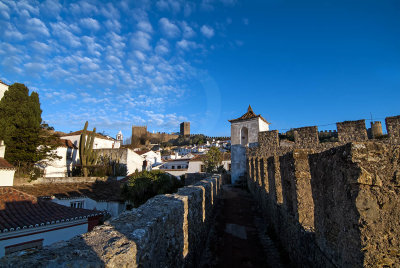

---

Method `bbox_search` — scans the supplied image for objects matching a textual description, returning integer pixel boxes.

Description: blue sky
[0,0,399,139]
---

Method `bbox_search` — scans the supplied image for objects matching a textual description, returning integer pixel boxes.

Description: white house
[0,141,15,187]
[0,80,8,100]
[95,148,145,176]
[136,150,162,170]
[229,105,270,183]
[187,153,231,174]
[36,139,78,178]
[159,158,190,177]
[0,187,102,257]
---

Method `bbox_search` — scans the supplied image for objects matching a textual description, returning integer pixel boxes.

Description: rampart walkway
[209,185,288,268]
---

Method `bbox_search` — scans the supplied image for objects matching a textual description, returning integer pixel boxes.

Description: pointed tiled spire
[247,105,253,113]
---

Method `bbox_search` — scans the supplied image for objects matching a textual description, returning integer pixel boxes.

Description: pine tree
[0,83,55,170]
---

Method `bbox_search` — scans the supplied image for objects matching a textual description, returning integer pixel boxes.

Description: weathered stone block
[294,126,319,148]
[337,120,368,142]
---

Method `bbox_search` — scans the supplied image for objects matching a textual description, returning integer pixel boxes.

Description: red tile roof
[58,139,77,149]
[0,187,101,233]
[0,158,15,170]
[189,153,231,162]
[135,150,150,155]
[228,105,270,124]
[14,181,123,202]
[62,130,115,141]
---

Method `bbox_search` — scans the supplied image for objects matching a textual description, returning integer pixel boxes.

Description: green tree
[204,146,222,173]
[0,83,47,170]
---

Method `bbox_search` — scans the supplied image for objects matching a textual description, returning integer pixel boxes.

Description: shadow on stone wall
[0,176,222,267]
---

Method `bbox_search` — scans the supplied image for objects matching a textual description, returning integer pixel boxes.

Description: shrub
[121,170,183,207]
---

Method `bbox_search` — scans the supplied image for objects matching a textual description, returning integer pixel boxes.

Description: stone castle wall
[1,175,222,267]
[246,115,400,267]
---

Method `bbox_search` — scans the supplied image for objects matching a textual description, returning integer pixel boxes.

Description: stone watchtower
[180,122,190,136]
[228,105,270,184]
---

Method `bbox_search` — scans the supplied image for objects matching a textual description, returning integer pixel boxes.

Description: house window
[70,201,84,208]
[172,166,175,169]
[5,239,43,255]
[228,164,231,171]
[200,165,205,172]
[177,165,181,169]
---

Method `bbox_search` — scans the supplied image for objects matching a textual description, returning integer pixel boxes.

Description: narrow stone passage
[204,185,289,268]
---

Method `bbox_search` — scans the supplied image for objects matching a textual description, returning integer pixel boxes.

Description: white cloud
[50,22,81,47]
[40,0,62,17]
[200,25,214,38]
[4,24,25,41]
[31,41,51,53]
[80,18,101,31]
[159,18,180,39]
[156,0,181,13]
[176,39,199,51]
[181,21,195,39]
[134,50,146,61]
[155,39,169,54]
[82,36,102,57]
[131,31,152,51]
[137,20,153,33]
[0,2,10,19]
[27,18,50,36]
[105,19,121,32]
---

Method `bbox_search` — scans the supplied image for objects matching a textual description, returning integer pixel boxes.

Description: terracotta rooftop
[228,105,270,124]
[62,130,115,141]
[189,152,231,162]
[0,158,15,170]
[0,187,101,233]
[135,150,150,155]
[14,181,123,202]
[56,139,77,149]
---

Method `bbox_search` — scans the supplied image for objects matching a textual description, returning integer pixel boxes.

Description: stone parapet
[247,140,400,267]
[0,175,222,267]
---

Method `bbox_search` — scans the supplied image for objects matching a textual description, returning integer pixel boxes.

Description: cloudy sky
[1,0,399,139]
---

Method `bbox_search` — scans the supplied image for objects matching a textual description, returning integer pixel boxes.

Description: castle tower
[180,122,190,136]
[228,105,270,184]
[371,121,383,139]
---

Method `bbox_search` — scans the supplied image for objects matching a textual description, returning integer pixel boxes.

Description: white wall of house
[40,147,77,178]
[0,169,15,186]
[187,161,203,173]
[0,219,88,257]
[61,135,117,150]
[127,149,145,174]
[187,160,231,173]
[52,197,97,210]
[164,170,187,177]
[0,82,8,100]
[160,160,189,170]
[94,201,125,218]
[52,197,124,218]
[141,151,162,167]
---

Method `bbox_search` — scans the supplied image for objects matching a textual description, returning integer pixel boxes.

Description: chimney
[0,140,5,158]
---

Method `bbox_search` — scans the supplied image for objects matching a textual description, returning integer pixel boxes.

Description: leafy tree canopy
[204,146,222,173]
